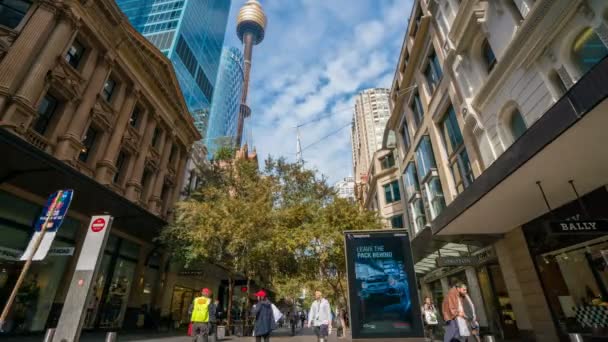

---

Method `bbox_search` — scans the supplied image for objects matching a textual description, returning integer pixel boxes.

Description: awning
[0,128,166,240]
[432,57,608,236]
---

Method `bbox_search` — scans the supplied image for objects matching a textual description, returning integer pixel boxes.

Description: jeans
[192,322,209,342]
[255,333,270,342]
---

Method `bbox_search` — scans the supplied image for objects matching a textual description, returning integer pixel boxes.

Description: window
[129,106,141,128]
[403,163,420,200]
[33,94,58,135]
[424,50,443,93]
[380,152,395,169]
[383,180,401,204]
[79,126,98,162]
[102,77,116,102]
[401,119,411,152]
[65,40,85,69]
[441,106,474,193]
[482,39,496,72]
[151,127,161,148]
[415,136,437,180]
[390,215,404,229]
[411,6,422,36]
[548,70,567,96]
[411,198,427,233]
[426,177,446,218]
[113,151,127,184]
[411,91,424,128]
[509,109,527,141]
[0,0,31,29]
[572,28,608,75]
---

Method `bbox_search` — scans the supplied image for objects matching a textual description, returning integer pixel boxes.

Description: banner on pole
[21,189,74,261]
[344,230,424,339]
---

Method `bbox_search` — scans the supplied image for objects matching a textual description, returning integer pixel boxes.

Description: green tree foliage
[161,156,380,322]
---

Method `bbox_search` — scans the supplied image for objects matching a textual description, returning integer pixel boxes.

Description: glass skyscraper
[116,0,231,139]
[206,47,244,158]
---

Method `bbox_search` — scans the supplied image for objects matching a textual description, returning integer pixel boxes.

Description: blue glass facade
[116,0,231,140]
[206,47,244,158]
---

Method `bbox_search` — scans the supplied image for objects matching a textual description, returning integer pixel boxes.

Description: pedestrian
[253,290,275,342]
[462,291,480,342]
[421,296,439,341]
[190,288,213,342]
[300,311,306,328]
[308,290,332,342]
[442,283,476,342]
[288,310,298,336]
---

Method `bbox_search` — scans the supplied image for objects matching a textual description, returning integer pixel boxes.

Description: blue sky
[224,0,413,184]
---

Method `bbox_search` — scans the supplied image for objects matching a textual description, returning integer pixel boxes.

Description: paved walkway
[2,326,345,342]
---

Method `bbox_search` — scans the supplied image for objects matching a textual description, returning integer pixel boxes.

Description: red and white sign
[76,215,113,271]
[91,218,106,232]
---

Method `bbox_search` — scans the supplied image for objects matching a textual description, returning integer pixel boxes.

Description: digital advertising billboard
[344,230,423,340]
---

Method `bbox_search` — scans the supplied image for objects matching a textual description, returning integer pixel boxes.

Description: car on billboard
[360,274,389,297]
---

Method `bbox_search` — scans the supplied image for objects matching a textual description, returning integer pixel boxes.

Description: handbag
[424,310,438,325]
[187,322,193,336]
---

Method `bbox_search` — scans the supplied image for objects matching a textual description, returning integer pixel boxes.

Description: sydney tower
[236,0,267,146]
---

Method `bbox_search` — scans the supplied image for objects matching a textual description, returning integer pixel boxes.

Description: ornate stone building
[0,0,201,334]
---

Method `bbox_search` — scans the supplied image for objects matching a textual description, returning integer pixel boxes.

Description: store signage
[436,256,479,267]
[21,189,74,261]
[549,220,608,234]
[75,215,113,271]
[344,230,424,339]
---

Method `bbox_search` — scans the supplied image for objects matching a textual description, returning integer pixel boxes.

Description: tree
[161,156,380,329]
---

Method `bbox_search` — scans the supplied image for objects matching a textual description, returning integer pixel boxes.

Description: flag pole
[0,190,63,331]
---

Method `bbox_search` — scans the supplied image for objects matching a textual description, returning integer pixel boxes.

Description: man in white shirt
[308,290,332,342]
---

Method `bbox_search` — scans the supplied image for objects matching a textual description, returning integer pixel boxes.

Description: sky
[224,0,414,184]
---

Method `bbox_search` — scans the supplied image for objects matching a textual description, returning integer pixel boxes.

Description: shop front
[419,245,520,340]
[0,190,79,334]
[523,186,608,341]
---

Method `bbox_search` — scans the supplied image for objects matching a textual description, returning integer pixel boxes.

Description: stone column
[13,10,77,108]
[165,149,188,217]
[464,267,489,327]
[55,53,113,161]
[440,277,450,294]
[48,98,79,146]
[0,2,57,114]
[125,116,157,201]
[148,137,173,213]
[95,87,139,184]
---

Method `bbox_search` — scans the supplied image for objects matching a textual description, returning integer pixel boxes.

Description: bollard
[483,335,496,342]
[105,331,117,342]
[569,333,584,342]
[43,328,56,342]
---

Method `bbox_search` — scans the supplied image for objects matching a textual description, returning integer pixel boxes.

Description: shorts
[314,324,329,337]
[192,322,210,336]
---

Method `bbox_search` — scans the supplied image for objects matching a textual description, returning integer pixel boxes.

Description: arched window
[548,69,567,96]
[509,109,527,141]
[482,39,497,72]
[572,28,608,75]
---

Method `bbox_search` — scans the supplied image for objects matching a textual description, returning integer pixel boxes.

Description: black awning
[410,227,501,264]
[0,128,166,241]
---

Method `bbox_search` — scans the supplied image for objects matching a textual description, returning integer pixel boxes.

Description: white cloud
[225,0,414,183]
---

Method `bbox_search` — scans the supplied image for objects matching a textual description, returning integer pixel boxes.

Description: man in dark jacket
[253,290,275,342]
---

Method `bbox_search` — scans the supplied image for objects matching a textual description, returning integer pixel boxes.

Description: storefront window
[171,286,196,324]
[98,258,136,328]
[536,237,608,337]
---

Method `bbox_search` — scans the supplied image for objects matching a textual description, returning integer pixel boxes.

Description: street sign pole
[53,215,113,342]
[0,190,64,331]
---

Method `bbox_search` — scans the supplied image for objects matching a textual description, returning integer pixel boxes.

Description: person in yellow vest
[191,288,212,342]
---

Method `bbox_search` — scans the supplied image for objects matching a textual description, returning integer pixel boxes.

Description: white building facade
[382,1,608,341]
[335,176,355,201]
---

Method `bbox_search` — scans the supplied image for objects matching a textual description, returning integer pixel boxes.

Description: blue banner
[34,189,74,232]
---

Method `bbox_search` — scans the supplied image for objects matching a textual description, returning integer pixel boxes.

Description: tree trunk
[243,276,251,334]
[227,277,235,334]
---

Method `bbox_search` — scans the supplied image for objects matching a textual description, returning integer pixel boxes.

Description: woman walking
[252,290,275,342]
[421,296,439,341]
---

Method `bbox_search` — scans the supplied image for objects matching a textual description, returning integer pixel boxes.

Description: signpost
[53,215,113,342]
[344,230,424,341]
[0,189,73,331]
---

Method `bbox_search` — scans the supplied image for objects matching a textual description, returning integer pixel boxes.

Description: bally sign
[436,256,479,267]
[549,220,608,234]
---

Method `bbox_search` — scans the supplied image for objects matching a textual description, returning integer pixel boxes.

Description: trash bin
[217,325,226,340]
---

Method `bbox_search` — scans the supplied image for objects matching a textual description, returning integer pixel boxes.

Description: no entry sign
[91,217,106,232]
